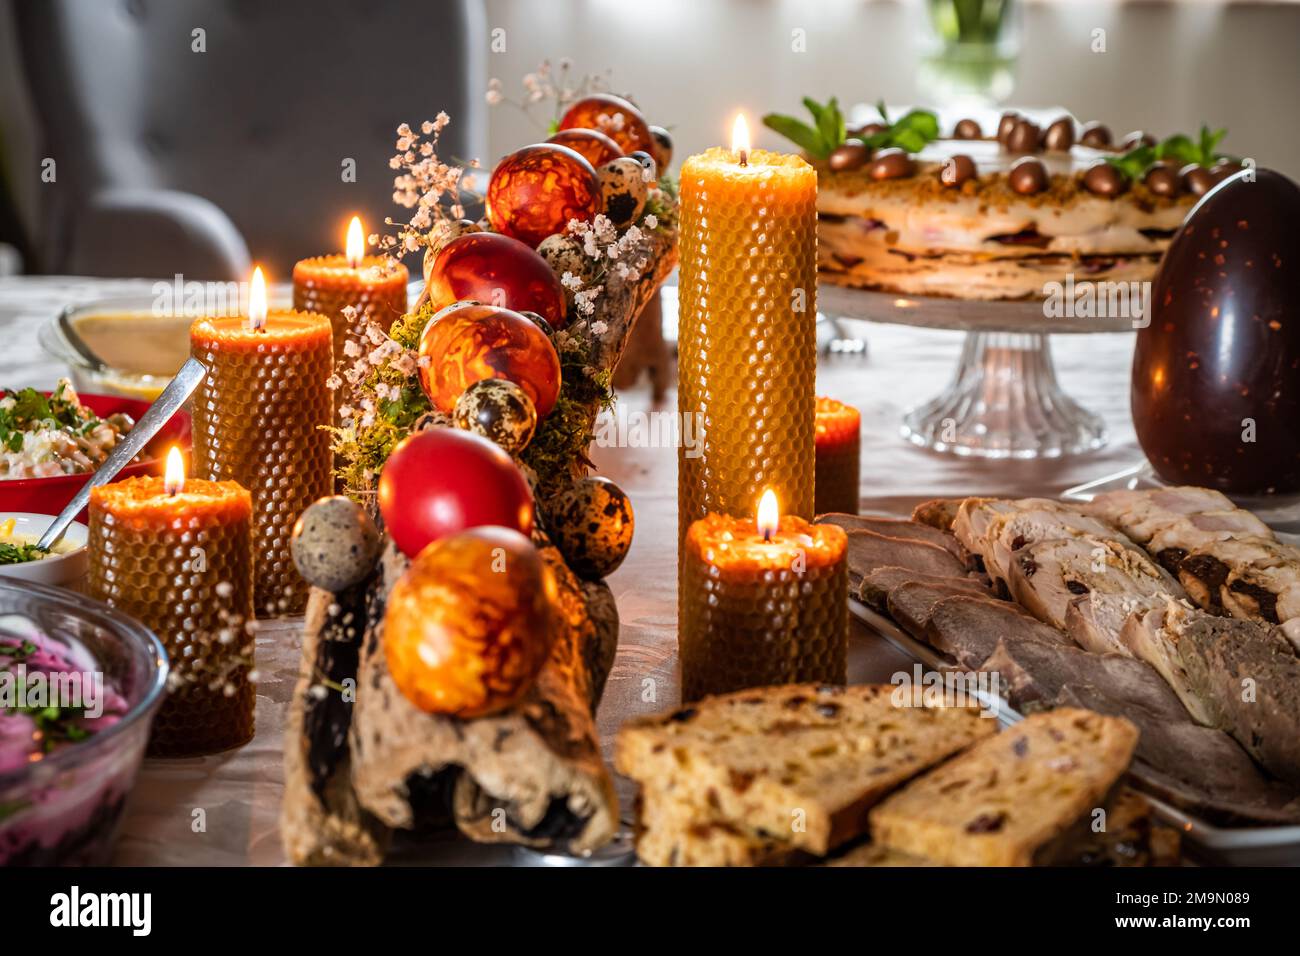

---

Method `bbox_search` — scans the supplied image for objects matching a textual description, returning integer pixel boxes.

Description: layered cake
[807,109,1239,300]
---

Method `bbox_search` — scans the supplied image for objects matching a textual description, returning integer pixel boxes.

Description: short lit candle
[679,489,848,702]
[191,266,334,615]
[814,397,861,516]
[87,448,256,756]
[292,215,409,361]
[677,113,818,550]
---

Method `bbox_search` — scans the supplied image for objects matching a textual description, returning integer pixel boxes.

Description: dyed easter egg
[383,526,556,717]
[417,302,562,418]
[486,143,601,248]
[558,93,654,156]
[424,232,567,330]
[378,427,534,558]
[546,128,623,167]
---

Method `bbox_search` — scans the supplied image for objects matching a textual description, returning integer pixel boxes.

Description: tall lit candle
[680,489,848,702]
[292,215,409,361]
[88,448,256,756]
[191,267,334,615]
[677,114,818,550]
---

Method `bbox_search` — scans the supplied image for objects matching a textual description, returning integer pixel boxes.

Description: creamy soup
[71,311,192,378]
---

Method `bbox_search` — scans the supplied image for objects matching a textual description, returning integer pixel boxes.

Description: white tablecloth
[0,276,1145,865]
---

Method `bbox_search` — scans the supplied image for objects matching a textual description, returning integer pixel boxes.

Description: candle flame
[248,266,267,331]
[731,113,750,166]
[757,488,779,541]
[164,446,185,495]
[346,216,365,269]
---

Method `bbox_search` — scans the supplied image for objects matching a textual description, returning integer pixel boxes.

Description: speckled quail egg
[626,150,658,183]
[537,233,595,286]
[597,157,649,228]
[453,378,538,455]
[649,125,673,171]
[291,495,382,592]
[517,310,556,339]
[544,477,635,579]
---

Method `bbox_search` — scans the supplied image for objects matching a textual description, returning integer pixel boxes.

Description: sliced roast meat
[1088,487,1300,643]
[1117,602,1216,726]
[885,582,1015,637]
[842,529,967,592]
[1088,487,1240,545]
[1053,684,1300,827]
[818,513,968,563]
[1005,536,1181,655]
[953,497,1142,595]
[978,636,1190,720]
[920,596,1071,670]
[857,566,990,611]
[1174,612,1300,786]
[910,498,966,532]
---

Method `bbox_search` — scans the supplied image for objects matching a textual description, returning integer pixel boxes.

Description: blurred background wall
[1,0,1296,277]
[481,0,1300,173]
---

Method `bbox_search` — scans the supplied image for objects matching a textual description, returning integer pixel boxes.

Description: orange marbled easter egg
[546,127,624,167]
[486,143,602,248]
[558,93,654,156]
[383,526,557,718]
[417,302,561,417]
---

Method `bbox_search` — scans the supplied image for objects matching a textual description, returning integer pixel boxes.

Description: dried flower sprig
[558,214,659,318]
[486,58,613,132]
[374,113,481,261]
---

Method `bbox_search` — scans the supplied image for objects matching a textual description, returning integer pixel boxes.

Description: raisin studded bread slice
[615,683,996,857]
[633,790,804,867]
[869,708,1139,866]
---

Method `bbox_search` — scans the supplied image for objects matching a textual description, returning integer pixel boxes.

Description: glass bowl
[0,578,168,865]
[38,295,194,402]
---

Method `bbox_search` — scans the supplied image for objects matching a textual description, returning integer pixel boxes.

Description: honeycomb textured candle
[292,256,408,365]
[191,312,333,615]
[680,513,847,702]
[814,396,861,516]
[677,146,818,543]
[88,476,255,757]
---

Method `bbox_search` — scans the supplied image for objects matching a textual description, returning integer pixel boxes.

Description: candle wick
[763,528,772,543]
[739,149,748,168]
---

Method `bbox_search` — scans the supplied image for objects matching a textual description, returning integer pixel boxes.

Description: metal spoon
[37,358,208,551]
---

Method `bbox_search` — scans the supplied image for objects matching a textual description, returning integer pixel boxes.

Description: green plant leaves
[762,96,846,160]
[1106,125,1229,180]
[762,97,939,159]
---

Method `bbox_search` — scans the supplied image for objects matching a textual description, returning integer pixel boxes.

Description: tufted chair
[11,0,487,279]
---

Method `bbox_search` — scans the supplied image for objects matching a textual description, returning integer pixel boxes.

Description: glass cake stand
[820,285,1138,459]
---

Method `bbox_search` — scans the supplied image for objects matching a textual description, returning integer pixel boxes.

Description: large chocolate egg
[1133,168,1300,493]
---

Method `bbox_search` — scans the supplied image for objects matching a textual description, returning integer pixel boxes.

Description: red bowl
[0,393,192,520]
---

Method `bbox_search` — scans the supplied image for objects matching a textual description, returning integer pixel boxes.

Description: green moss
[331,301,439,494]
[332,296,612,498]
[521,335,613,495]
